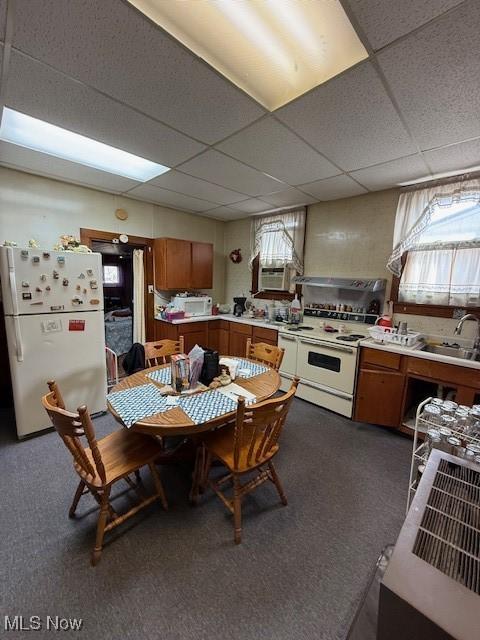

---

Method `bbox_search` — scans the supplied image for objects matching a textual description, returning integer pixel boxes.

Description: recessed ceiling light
[0,107,170,182]
[128,0,368,111]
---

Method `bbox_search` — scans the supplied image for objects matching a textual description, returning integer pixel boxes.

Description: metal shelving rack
[407,396,480,513]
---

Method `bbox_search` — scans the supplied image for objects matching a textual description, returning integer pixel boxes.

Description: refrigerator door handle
[7,247,19,316]
[13,316,24,362]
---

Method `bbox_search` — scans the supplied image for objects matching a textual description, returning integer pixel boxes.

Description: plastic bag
[188,344,205,388]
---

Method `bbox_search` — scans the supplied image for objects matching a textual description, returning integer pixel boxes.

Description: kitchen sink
[421,343,479,361]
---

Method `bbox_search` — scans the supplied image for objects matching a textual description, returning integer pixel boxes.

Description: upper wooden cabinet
[154,238,213,290]
[191,241,213,289]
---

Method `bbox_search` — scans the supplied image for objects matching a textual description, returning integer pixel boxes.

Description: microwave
[172,296,212,317]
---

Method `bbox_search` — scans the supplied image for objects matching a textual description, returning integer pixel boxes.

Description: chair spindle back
[245,339,285,371]
[42,380,106,483]
[144,336,185,367]
[233,378,299,470]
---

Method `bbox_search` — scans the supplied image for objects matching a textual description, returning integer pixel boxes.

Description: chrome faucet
[454,314,480,352]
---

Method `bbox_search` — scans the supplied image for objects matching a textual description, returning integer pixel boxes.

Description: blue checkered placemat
[233,358,269,378]
[147,367,171,386]
[179,390,237,425]
[107,383,170,427]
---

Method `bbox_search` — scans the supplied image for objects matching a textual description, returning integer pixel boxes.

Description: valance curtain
[250,207,306,271]
[387,175,480,276]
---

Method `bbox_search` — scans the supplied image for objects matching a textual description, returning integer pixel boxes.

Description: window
[103,265,121,286]
[392,190,480,314]
[250,208,306,298]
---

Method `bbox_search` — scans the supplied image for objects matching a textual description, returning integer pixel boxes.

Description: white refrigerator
[0,246,107,439]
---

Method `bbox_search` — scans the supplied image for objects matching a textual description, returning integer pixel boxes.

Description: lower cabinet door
[354,368,405,427]
[230,330,249,357]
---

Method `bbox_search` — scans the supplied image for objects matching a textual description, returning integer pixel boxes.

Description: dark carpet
[0,399,411,640]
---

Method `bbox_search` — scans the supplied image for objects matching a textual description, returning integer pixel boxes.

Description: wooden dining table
[107,358,281,447]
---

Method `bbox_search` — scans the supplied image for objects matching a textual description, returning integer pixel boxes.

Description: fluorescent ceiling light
[399,164,480,187]
[0,108,170,182]
[128,0,368,111]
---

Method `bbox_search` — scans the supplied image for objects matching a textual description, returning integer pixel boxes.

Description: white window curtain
[399,245,480,307]
[133,249,145,344]
[387,175,480,276]
[250,208,306,291]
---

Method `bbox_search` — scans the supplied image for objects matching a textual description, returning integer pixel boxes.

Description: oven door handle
[299,338,354,354]
[279,334,297,342]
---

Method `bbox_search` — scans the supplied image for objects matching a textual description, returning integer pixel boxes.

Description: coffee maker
[233,296,247,317]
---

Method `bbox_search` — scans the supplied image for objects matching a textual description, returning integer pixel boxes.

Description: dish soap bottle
[290,294,302,325]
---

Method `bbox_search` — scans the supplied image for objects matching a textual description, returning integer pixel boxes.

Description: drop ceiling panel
[350,154,430,190]
[176,150,286,197]
[276,62,416,171]
[216,117,340,185]
[11,0,265,144]
[347,0,465,50]
[126,184,215,212]
[299,175,368,200]
[229,198,272,214]
[260,187,317,208]
[0,141,139,193]
[378,1,480,150]
[202,206,246,221]
[148,170,247,205]
[423,138,480,174]
[5,51,205,168]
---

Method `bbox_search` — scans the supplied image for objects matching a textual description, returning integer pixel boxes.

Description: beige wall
[305,189,399,295]
[224,217,252,304]
[223,189,472,337]
[223,189,399,306]
[0,167,226,303]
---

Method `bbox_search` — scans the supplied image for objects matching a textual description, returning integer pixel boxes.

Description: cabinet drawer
[230,322,252,336]
[178,322,208,334]
[362,348,401,370]
[208,320,229,331]
[253,326,278,343]
[407,357,479,388]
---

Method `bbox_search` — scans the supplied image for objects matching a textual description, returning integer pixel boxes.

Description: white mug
[338,323,346,334]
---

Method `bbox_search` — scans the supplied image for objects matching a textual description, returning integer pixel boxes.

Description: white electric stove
[278,322,370,418]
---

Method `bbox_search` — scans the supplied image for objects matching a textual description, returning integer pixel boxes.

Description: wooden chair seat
[201,424,279,473]
[75,429,164,487]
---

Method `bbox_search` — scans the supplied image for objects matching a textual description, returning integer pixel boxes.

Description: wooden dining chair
[42,380,168,566]
[144,336,185,367]
[193,378,299,544]
[245,338,285,371]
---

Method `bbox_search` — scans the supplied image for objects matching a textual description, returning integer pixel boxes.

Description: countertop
[155,313,480,371]
[360,338,480,371]
[155,313,292,332]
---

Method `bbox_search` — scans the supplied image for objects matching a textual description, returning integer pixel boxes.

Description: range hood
[294,276,386,292]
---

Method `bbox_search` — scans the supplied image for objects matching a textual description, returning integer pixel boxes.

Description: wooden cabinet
[355,368,406,427]
[252,326,278,346]
[229,323,252,357]
[191,242,213,289]
[154,318,278,358]
[153,238,213,290]
[208,320,229,354]
[354,346,480,432]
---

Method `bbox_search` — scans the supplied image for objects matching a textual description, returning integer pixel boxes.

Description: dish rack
[368,325,422,348]
[407,396,480,513]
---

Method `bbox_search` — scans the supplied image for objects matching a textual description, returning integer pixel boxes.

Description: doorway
[80,229,155,346]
